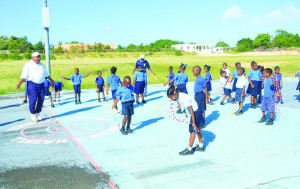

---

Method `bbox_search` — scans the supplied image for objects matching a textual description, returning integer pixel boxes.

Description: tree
[104,45,111,50]
[253,33,271,49]
[216,41,229,47]
[152,39,183,49]
[236,38,254,52]
[33,41,44,51]
[272,30,296,48]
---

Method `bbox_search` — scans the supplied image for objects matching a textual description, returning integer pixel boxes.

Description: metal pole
[43,0,51,75]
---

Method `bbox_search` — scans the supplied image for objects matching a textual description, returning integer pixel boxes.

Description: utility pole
[42,0,51,75]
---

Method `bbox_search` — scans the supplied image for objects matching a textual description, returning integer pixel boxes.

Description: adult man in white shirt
[16,52,55,122]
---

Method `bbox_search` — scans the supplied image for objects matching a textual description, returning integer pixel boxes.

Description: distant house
[171,44,226,53]
[54,43,115,52]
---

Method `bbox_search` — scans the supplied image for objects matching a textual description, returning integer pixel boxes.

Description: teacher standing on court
[16,52,55,122]
[132,55,156,95]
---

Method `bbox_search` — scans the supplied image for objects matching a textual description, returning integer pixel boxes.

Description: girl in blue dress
[246,61,261,108]
[204,65,213,104]
[272,66,284,104]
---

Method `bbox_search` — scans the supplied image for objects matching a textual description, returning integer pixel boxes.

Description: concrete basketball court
[1,78,300,189]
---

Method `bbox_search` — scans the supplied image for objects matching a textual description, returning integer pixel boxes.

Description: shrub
[174,50,183,56]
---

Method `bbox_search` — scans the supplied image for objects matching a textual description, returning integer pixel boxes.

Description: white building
[172,44,225,53]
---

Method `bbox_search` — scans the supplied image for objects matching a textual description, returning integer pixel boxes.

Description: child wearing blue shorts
[204,65,213,104]
[258,68,276,126]
[133,65,146,104]
[272,66,284,104]
[95,71,106,102]
[296,70,300,102]
[246,61,261,109]
[54,82,64,102]
[106,66,122,110]
[44,79,54,107]
[166,66,175,86]
[113,76,135,135]
[234,68,247,115]
[166,86,204,155]
[220,70,234,105]
[63,68,91,104]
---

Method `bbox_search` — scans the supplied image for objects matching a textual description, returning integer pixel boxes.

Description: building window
[187,46,190,50]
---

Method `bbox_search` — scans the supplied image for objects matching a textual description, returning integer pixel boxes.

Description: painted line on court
[44,106,119,189]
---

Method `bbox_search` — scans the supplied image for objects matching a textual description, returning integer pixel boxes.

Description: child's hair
[265,68,273,75]
[178,71,181,73]
[204,64,211,71]
[220,69,226,75]
[97,71,102,74]
[111,66,117,74]
[223,62,227,66]
[180,63,188,71]
[251,61,257,67]
[274,66,280,71]
[75,68,79,71]
[258,65,264,72]
[235,62,241,66]
[166,85,177,96]
[238,67,245,74]
[193,66,201,74]
[123,76,131,83]
[169,66,173,70]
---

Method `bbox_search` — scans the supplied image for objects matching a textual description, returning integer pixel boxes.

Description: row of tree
[0,36,44,52]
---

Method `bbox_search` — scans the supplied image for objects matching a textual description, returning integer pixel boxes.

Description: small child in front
[63,68,91,104]
[95,71,106,102]
[113,76,135,135]
[54,82,64,102]
[167,86,204,155]
[258,68,276,125]
[106,66,122,110]
[234,67,247,115]
[133,65,146,104]
[44,79,54,107]
[220,70,234,105]
[272,66,284,104]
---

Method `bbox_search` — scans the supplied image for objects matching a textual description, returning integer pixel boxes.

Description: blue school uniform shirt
[248,70,261,81]
[95,77,104,85]
[134,71,146,82]
[44,80,51,88]
[107,74,122,91]
[264,78,275,97]
[174,73,188,85]
[55,82,62,88]
[136,60,150,73]
[296,72,300,79]
[70,74,84,85]
[205,72,212,82]
[232,69,247,79]
[259,72,265,81]
[115,85,135,103]
[194,76,206,93]
[272,73,282,82]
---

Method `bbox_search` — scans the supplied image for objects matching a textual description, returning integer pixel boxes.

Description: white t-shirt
[177,93,198,115]
[21,60,49,84]
[220,77,232,89]
[222,68,230,77]
[236,75,247,89]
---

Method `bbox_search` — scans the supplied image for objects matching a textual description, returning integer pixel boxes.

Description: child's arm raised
[84,71,91,78]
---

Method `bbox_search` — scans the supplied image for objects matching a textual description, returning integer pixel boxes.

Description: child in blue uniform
[54,82,64,102]
[166,86,204,155]
[166,66,175,86]
[95,71,106,102]
[44,79,54,107]
[272,66,284,104]
[246,61,261,108]
[231,62,247,98]
[222,62,231,80]
[220,70,234,105]
[133,65,146,104]
[257,66,265,104]
[113,76,135,135]
[106,66,122,110]
[258,68,276,125]
[234,68,247,115]
[164,64,189,113]
[296,70,300,102]
[193,66,208,128]
[63,68,91,104]
[204,65,213,104]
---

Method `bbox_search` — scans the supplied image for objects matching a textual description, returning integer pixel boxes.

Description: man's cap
[140,55,145,59]
[32,52,41,57]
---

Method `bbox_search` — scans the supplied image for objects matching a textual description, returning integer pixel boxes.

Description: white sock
[188,147,192,151]
[199,143,203,148]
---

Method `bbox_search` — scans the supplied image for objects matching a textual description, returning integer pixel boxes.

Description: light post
[42,0,51,75]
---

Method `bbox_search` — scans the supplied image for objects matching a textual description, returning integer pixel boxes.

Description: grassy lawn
[1,53,300,95]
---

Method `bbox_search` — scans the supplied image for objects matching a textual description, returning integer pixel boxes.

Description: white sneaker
[31,114,37,122]
[36,113,42,121]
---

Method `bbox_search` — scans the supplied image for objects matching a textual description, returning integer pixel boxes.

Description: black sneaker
[235,110,243,116]
[23,100,27,103]
[120,127,127,135]
[103,99,108,102]
[220,101,225,105]
[78,100,82,104]
[136,101,140,104]
[127,127,133,134]
[176,109,182,114]
[75,101,78,105]
[258,116,267,123]
[142,100,146,104]
[179,148,193,155]
[266,119,274,126]
[250,104,256,109]
[182,109,186,113]
[98,99,101,102]
[115,106,118,110]
[210,98,214,102]
[192,144,205,152]
[51,104,55,108]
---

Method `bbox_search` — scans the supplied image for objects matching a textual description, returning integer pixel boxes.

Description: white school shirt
[236,75,247,89]
[177,93,198,115]
[220,77,232,89]
[21,60,49,84]
[222,68,230,77]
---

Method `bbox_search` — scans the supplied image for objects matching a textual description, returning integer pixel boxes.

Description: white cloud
[100,26,121,32]
[221,6,243,21]
[253,5,300,26]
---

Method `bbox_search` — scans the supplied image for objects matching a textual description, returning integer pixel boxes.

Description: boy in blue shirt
[133,65,146,104]
[54,82,64,102]
[44,79,54,107]
[63,68,91,104]
[112,76,135,135]
[106,66,122,110]
[258,68,276,125]
[95,71,106,102]
[272,66,284,104]
[166,66,175,86]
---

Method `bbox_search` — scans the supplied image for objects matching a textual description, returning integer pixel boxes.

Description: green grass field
[1,53,300,95]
